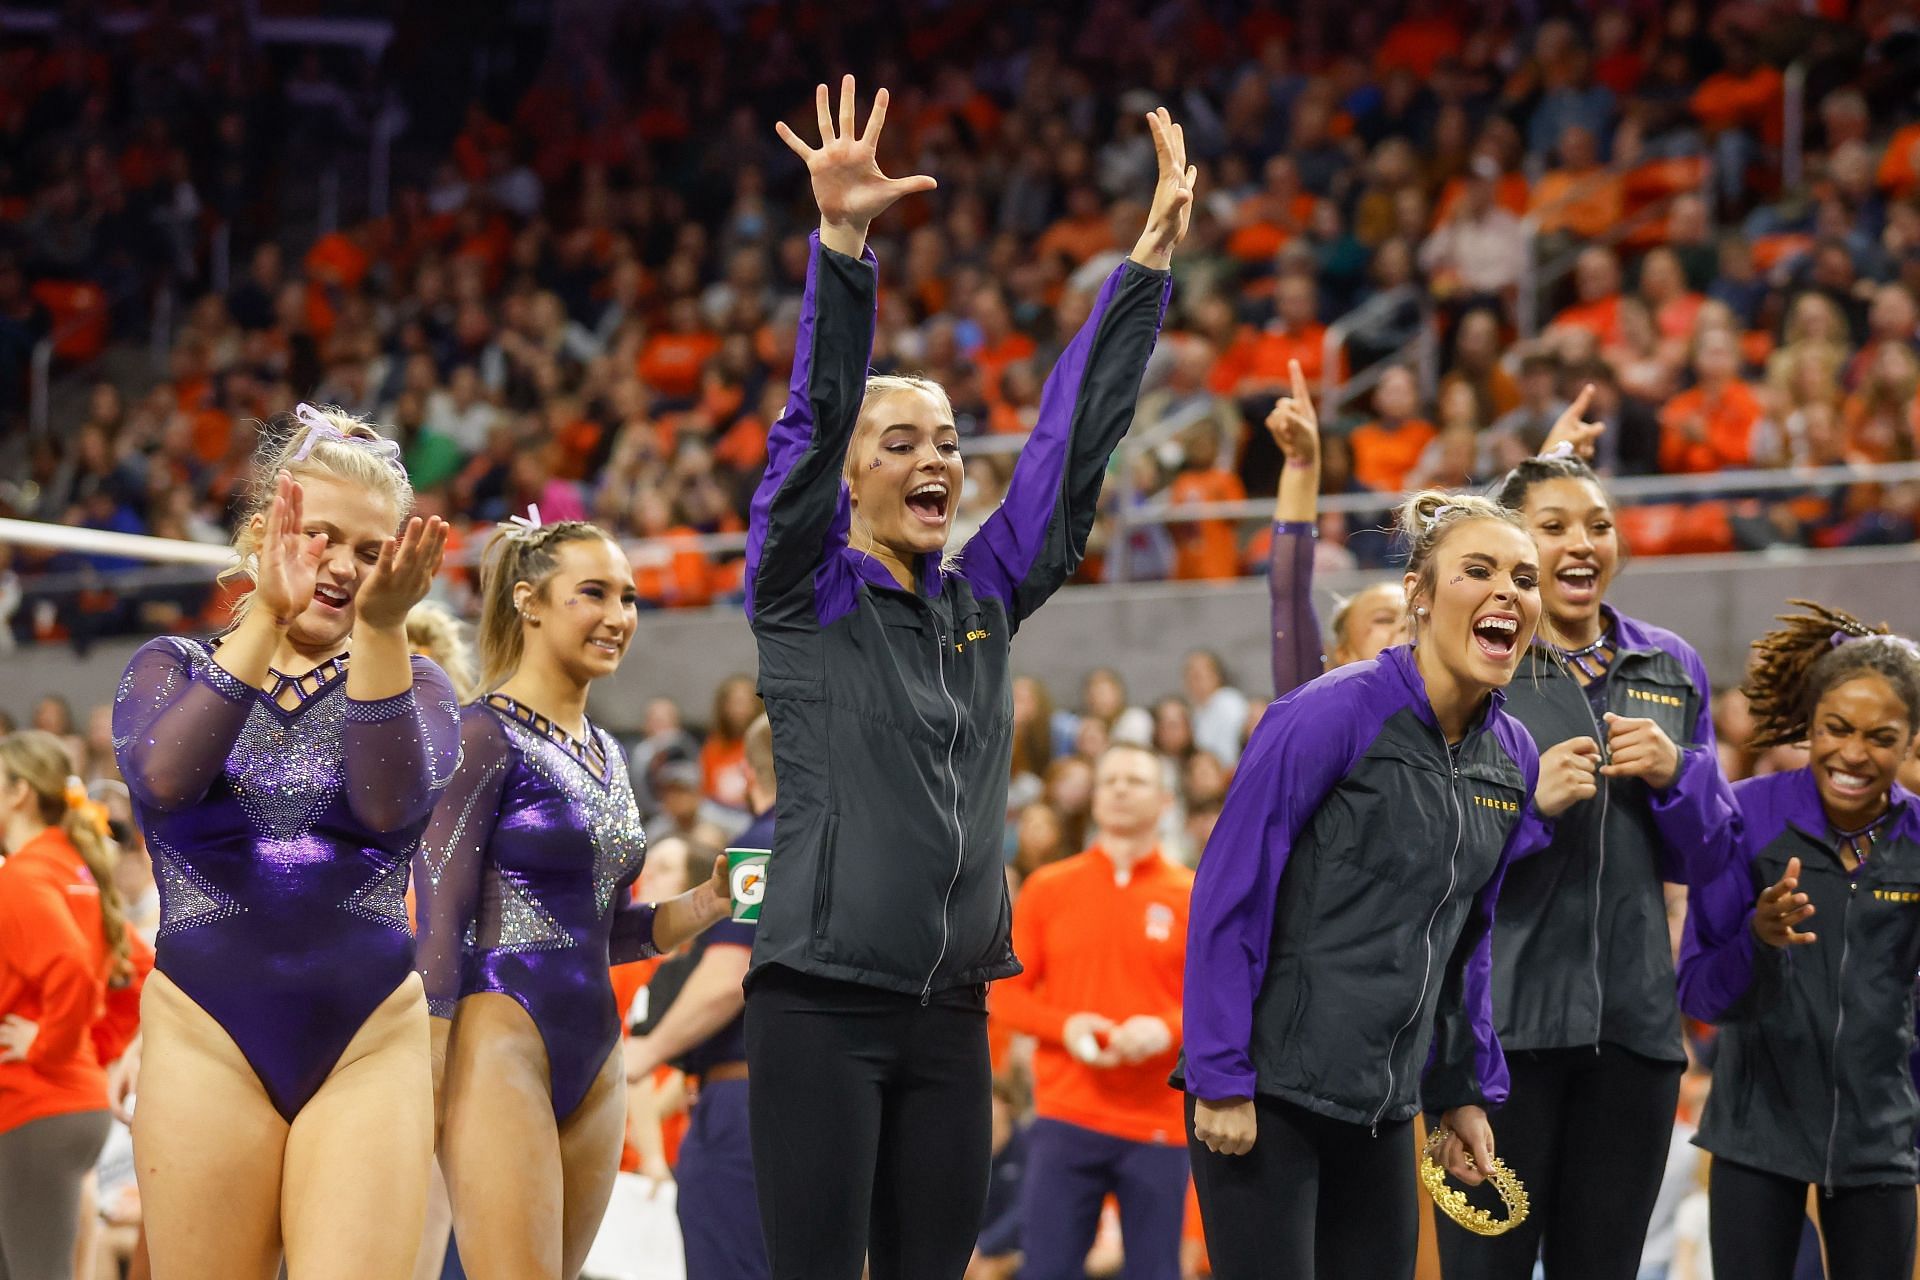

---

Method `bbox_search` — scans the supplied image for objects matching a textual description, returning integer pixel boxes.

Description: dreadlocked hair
[475,520,619,693]
[1743,600,1920,749]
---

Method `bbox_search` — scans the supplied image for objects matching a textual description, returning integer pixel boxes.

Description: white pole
[0,519,236,567]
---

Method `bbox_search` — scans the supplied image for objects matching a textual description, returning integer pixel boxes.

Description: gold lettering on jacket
[1626,688,1684,708]
[1873,889,1920,904]
[1474,795,1518,813]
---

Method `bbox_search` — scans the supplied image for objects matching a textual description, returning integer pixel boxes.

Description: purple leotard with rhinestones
[415,699,656,1120]
[110,637,461,1120]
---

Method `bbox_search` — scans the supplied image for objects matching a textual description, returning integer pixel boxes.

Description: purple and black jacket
[744,233,1170,999]
[1491,607,1732,1065]
[1678,770,1920,1188]
[1177,645,1553,1127]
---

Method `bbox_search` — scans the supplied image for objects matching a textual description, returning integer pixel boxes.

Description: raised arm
[1678,849,1801,1024]
[957,109,1191,625]
[415,708,511,1020]
[343,657,462,835]
[747,77,935,619]
[1266,360,1326,698]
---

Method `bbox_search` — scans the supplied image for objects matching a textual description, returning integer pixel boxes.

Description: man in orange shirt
[1234,274,1343,395]
[992,743,1192,1280]
[1659,329,1763,473]
[1348,364,1436,493]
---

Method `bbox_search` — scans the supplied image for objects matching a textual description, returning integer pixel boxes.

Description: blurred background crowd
[2,0,1919,650]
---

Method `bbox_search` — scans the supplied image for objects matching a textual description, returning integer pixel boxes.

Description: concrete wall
[6,546,1917,730]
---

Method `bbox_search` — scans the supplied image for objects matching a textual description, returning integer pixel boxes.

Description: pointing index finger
[1288,358,1310,415]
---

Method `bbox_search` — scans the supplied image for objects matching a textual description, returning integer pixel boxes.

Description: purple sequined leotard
[111,637,462,1120]
[415,698,657,1120]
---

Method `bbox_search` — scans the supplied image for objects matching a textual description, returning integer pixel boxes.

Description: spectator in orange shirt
[991,743,1193,1280]
[971,285,1038,409]
[1660,329,1764,472]
[1875,120,1920,199]
[1228,156,1315,263]
[1551,245,1627,348]
[1689,34,1783,215]
[1842,284,1919,391]
[1529,124,1623,245]
[1036,184,1121,268]
[1348,364,1437,493]
[637,297,721,402]
[0,731,149,1280]
[699,675,762,813]
[1167,427,1248,581]
[1638,246,1705,358]
[1234,274,1343,396]
[1841,342,1920,463]
[1440,307,1522,427]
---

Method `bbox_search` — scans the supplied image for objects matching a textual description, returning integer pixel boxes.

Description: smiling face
[517,537,639,687]
[1520,476,1619,646]
[1808,673,1915,830]
[847,386,963,565]
[1406,518,1542,695]
[1331,582,1409,667]
[255,471,400,653]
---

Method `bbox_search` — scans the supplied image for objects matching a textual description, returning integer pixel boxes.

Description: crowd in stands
[3,0,1920,651]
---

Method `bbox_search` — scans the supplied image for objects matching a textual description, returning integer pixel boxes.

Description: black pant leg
[1539,1044,1682,1280]
[1818,1182,1918,1280]
[1710,1158,1810,1280]
[1436,1048,1570,1280]
[866,994,993,1280]
[744,967,889,1280]
[1187,1094,1319,1279]
[1314,1111,1418,1280]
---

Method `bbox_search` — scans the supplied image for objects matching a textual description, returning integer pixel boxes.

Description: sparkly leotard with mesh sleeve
[414,696,657,1120]
[111,637,462,1120]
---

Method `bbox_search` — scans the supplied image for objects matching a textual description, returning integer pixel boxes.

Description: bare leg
[281,974,433,1280]
[556,1046,628,1280]
[411,1160,454,1280]
[132,972,286,1280]
[441,994,566,1280]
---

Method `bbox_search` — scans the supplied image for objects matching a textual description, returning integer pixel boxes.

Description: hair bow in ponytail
[64,776,112,840]
[286,403,405,473]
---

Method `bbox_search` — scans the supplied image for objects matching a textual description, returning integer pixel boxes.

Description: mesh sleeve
[414,708,511,1018]
[343,657,464,836]
[112,638,254,813]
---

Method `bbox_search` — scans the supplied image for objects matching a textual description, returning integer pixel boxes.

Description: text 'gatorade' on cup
[729,848,770,922]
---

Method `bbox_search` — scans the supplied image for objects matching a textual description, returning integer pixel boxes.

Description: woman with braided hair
[0,730,152,1279]
[415,514,732,1280]
[1674,601,1920,1280]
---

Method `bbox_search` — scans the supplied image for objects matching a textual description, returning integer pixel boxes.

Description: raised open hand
[1266,359,1320,470]
[254,472,327,627]
[775,75,937,258]
[1130,107,1198,270]
[354,515,449,631]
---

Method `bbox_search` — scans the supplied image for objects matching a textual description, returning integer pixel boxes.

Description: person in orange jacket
[0,730,151,1279]
[991,742,1193,1279]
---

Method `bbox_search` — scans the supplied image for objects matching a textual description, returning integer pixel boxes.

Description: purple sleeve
[1182,680,1370,1101]
[112,638,254,813]
[1649,645,1740,884]
[609,897,661,965]
[1676,851,1777,1023]
[957,260,1172,628]
[342,657,463,835]
[744,234,875,623]
[414,708,511,1018]
[1268,521,1325,699]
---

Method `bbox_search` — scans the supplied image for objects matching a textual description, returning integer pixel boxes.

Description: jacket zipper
[921,621,967,1005]
[1375,738,1464,1133]
[1573,659,1612,1050]
[1822,877,1856,1194]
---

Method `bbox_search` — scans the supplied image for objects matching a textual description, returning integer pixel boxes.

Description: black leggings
[0,1109,112,1280]
[1437,1043,1682,1280]
[1187,1093,1416,1280]
[1711,1157,1916,1280]
[743,964,992,1280]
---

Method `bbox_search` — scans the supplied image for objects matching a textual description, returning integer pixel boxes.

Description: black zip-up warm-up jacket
[1679,771,1920,1188]
[1177,647,1555,1126]
[1492,608,1733,1063]
[743,234,1170,999]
